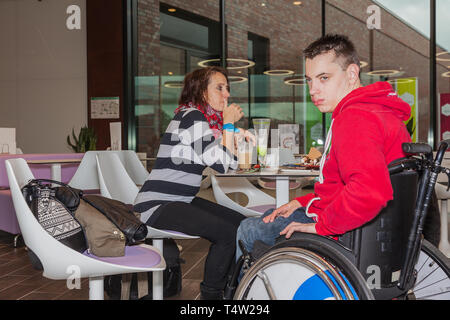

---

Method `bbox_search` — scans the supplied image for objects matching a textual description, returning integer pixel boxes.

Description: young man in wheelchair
[236,34,412,258]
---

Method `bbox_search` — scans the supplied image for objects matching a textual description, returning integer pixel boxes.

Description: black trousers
[148,197,246,291]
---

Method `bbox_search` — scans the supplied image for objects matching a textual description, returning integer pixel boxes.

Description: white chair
[95,152,198,299]
[211,175,276,217]
[5,158,165,300]
[200,167,215,190]
[434,183,450,257]
[69,150,149,190]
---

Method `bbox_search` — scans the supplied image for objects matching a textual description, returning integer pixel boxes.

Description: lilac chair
[0,153,83,244]
[6,158,165,300]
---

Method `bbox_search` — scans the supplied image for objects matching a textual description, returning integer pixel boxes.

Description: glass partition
[132,0,443,156]
[224,0,322,153]
[135,1,220,156]
[436,0,450,143]
[326,0,430,143]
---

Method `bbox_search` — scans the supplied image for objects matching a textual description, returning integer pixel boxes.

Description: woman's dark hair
[303,34,360,70]
[178,66,229,109]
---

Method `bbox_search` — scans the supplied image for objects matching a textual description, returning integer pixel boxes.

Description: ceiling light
[261,3,266,7]
[164,81,183,88]
[387,79,415,85]
[263,69,295,76]
[228,76,248,83]
[360,61,368,68]
[168,8,176,12]
[197,58,255,70]
[284,76,307,86]
[366,69,400,76]
[442,71,450,78]
[293,1,302,5]
[437,52,450,62]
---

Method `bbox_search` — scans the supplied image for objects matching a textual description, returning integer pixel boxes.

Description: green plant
[67,126,97,153]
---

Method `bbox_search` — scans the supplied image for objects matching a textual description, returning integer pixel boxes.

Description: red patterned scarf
[174,102,223,138]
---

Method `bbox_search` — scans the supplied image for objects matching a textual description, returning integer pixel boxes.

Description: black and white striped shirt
[134,107,237,223]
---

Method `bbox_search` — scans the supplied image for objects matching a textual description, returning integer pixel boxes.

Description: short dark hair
[303,34,360,70]
[178,66,229,109]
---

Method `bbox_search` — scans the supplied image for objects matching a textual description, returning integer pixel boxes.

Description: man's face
[305,51,357,113]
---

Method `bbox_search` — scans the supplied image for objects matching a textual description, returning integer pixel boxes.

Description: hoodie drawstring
[318,119,333,184]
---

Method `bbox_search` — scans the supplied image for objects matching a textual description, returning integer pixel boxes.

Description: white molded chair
[69,150,149,190]
[5,158,165,300]
[95,153,198,299]
[211,175,276,217]
[200,167,215,190]
[435,183,450,257]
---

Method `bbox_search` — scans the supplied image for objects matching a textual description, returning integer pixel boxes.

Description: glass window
[131,1,443,156]
[436,0,450,143]
[326,0,430,143]
[135,2,220,157]
[225,0,322,153]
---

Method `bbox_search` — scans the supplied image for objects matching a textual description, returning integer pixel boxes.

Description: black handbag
[82,195,148,244]
[21,179,88,254]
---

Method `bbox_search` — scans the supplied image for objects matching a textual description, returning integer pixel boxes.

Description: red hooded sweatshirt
[296,81,411,236]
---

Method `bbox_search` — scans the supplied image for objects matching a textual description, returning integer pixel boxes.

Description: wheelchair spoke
[411,243,450,300]
[256,270,277,300]
[415,289,450,300]
[414,277,449,293]
[414,259,439,288]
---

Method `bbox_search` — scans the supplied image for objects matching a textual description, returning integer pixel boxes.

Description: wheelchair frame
[227,140,450,300]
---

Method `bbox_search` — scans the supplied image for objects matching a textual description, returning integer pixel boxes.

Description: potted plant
[67,126,97,153]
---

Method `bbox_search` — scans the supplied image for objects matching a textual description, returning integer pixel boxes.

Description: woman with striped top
[134,66,253,300]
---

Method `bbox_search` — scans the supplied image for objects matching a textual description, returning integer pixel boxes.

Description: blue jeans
[236,207,315,260]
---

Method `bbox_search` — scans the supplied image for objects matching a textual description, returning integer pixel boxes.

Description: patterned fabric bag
[22,179,88,254]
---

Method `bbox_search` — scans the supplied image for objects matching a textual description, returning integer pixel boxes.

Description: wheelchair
[226,141,450,300]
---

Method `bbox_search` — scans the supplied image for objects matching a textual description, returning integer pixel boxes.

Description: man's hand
[263,200,302,223]
[280,222,317,239]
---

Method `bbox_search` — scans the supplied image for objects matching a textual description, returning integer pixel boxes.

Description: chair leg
[152,238,164,300]
[13,234,22,248]
[439,200,450,257]
[89,276,105,300]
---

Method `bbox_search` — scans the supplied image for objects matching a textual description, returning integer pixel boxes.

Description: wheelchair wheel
[234,236,374,300]
[410,239,450,300]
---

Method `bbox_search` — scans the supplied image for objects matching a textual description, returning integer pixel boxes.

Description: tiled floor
[0,183,448,300]
[0,230,212,300]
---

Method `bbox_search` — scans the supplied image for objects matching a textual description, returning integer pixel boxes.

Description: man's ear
[347,63,360,84]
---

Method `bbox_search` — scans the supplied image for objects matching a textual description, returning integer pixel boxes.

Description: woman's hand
[263,200,302,223]
[234,129,256,146]
[223,100,244,124]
